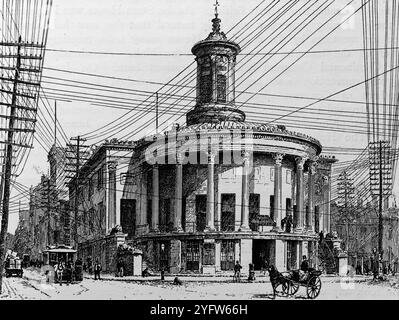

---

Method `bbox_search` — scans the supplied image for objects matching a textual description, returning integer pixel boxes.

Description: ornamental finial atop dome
[212,0,220,32]
[205,0,226,41]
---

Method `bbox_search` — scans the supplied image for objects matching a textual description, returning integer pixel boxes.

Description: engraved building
[121,11,336,275]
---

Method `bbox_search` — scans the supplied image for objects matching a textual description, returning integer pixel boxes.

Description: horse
[267,265,289,299]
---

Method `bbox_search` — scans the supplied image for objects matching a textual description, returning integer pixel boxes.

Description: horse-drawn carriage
[269,265,322,299]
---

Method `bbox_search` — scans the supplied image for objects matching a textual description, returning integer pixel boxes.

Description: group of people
[54,258,83,285]
[368,248,398,280]
[83,257,103,280]
[52,257,104,285]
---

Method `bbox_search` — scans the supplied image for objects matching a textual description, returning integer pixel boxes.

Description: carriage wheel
[274,282,286,295]
[282,280,299,296]
[306,276,322,299]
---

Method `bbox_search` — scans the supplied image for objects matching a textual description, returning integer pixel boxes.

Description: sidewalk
[83,271,366,284]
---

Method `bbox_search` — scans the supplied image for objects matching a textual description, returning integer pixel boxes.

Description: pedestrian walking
[55,260,65,286]
[233,261,242,282]
[117,258,124,278]
[94,259,102,280]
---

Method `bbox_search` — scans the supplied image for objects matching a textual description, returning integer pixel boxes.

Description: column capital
[207,150,217,164]
[176,152,184,164]
[273,153,284,166]
[241,149,252,162]
[107,161,118,171]
[295,156,308,170]
[308,161,318,175]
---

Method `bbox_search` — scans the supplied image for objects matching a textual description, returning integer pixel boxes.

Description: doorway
[252,240,274,270]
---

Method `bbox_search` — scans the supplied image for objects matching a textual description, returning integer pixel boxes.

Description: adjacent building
[68,139,135,271]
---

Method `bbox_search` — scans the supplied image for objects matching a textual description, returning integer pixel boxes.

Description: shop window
[186,241,200,271]
[203,242,215,265]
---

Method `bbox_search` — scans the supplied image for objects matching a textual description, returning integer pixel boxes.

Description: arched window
[199,57,212,103]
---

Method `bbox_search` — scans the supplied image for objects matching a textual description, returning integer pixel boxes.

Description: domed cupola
[186,5,246,125]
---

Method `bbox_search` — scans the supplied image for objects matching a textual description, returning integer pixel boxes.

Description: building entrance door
[252,240,273,271]
[287,241,298,270]
[221,240,235,271]
[186,241,200,271]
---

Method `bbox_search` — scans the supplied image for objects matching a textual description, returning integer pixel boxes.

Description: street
[1,269,398,300]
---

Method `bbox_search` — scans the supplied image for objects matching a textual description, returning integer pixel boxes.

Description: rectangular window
[195,195,207,232]
[270,168,275,181]
[97,166,104,190]
[200,60,212,103]
[221,194,235,231]
[217,74,227,102]
[249,193,260,231]
[160,198,172,232]
[120,199,136,238]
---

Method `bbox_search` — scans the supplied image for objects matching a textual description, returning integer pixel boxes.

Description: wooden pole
[0,37,22,294]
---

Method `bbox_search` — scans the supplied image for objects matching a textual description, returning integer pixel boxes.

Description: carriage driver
[299,255,309,281]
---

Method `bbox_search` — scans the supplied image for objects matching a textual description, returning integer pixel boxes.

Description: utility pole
[54,100,57,145]
[46,178,51,247]
[155,92,159,134]
[0,37,22,294]
[378,140,383,258]
[66,136,88,249]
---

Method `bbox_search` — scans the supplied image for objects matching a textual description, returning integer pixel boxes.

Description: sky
[5,0,395,232]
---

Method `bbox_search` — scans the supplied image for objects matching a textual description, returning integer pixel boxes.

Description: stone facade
[67,141,135,263]
[119,12,337,275]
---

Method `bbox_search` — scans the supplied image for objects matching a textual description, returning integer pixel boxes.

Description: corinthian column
[323,175,331,233]
[107,161,118,230]
[307,159,317,233]
[240,151,251,231]
[205,151,216,232]
[272,153,284,231]
[151,164,159,232]
[174,153,183,232]
[295,156,307,232]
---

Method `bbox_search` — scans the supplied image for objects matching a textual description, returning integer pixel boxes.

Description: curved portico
[123,9,335,275]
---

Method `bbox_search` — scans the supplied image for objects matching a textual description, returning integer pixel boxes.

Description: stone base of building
[136,233,318,274]
[78,232,127,274]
